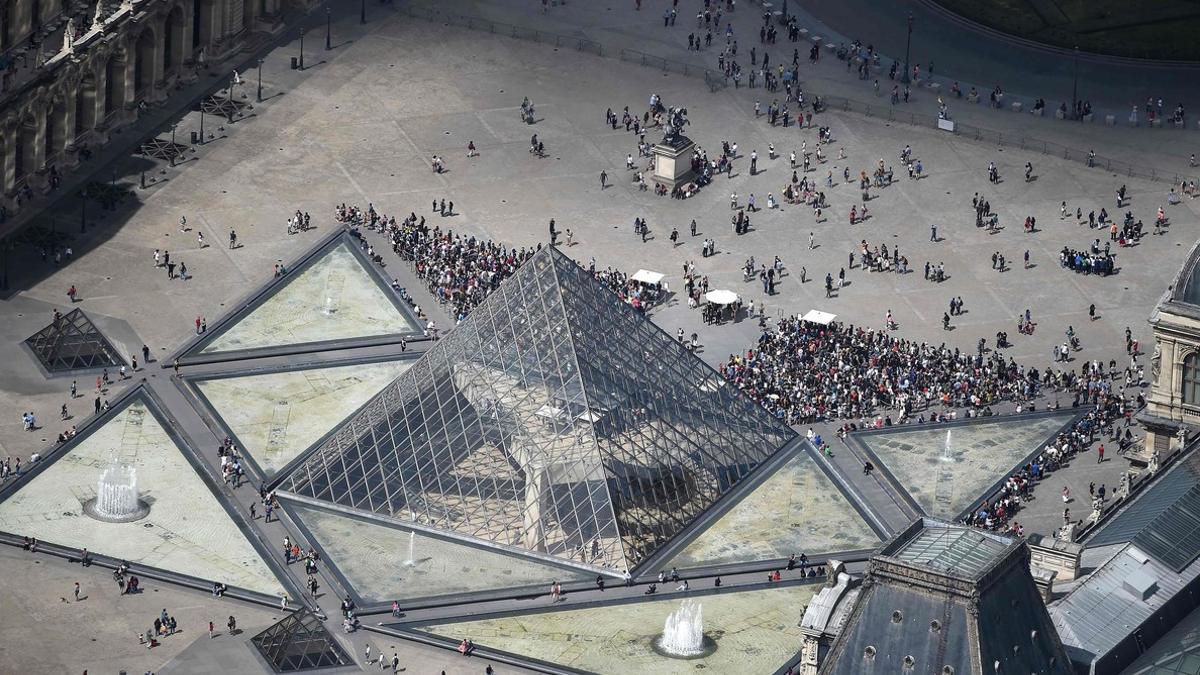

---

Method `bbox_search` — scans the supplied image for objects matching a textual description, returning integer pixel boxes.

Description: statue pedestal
[651,136,696,189]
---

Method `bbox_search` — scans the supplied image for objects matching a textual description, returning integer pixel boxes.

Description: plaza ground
[0,1,1195,672]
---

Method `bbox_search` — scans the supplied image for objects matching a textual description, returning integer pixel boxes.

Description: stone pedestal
[650,135,696,189]
[1028,533,1082,582]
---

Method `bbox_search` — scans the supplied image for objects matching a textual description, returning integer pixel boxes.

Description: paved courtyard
[0,0,1195,672]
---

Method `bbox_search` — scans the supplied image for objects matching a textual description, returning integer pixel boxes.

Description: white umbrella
[802,309,837,325]
[631,269,665,285]
[705,290,739,305]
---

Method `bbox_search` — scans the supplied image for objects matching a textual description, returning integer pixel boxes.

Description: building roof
[889,524,1011,579]
[1173,241,1200,307]
[1050,544,1196,664]
[1087,449,1200,549]
[281,246,795,574]
[820,519,1071,674]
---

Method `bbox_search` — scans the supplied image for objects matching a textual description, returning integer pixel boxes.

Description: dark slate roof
[1051,544,1195,664]
[1087,450,1200,548]
[821,581,973,675]
[1174,240,1200,307]
[821,519,1072,675]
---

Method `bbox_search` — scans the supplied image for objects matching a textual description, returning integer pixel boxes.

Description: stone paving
[855,411,1077,520]
[289,502,593,603]
[200,241,417,353]
[0,400,283,596]
[0,544,283,675]
[0,1,1194,672]
[413,583,819,675]
[195,359,412,475]
[667,448,880,569]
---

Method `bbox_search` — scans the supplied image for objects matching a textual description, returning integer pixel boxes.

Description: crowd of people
[351,204,664,323]
[964,390,1135,535]
[718,317,1047,425]
[1060,245,1116,276]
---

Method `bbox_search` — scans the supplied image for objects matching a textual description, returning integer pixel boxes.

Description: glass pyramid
[251,608,350,672]
[24,308,123,372]
[283,246,795,574]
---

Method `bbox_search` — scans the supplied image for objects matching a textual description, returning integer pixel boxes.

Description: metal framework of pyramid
[283,246,795,574]
[251,608,350,672]
[24,308,123,372]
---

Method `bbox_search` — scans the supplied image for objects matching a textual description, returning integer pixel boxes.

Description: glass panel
[284,247,795,572]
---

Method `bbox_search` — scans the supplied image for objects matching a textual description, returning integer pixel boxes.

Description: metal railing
[400,5,602,56]
[397,6,1195,186]
[818,94,1199,185]
[399,5,728,90]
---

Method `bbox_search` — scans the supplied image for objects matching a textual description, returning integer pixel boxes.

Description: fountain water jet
[653,600,714,658]
[940,429,956,463]
[84,460,150,522]
[403,530,416,567]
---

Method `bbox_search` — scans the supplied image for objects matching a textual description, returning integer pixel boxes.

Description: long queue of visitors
[336,202,664,323]
[717,315,1142,426]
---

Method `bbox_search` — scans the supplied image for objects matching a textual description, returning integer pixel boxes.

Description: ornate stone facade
[1141,240,1200,461]
[0,0,287,214]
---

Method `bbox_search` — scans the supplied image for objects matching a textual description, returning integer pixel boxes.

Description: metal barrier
[401,5,602,56]
[819,94,1198,185]
[398,6,1194,185]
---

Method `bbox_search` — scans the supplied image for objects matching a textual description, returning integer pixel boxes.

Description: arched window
[1183,353,1200,405]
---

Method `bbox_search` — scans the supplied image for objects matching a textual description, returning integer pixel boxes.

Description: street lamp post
[199,107,205,145]
[169,123,177,166]
[360,0,366,24]
[256,58,263,103]
[326,7,331,51]
[900,12,914,85]
[0,237,10,291]
[299,28,305,70]
[227,74,236,123]
[1071,46,1079,121]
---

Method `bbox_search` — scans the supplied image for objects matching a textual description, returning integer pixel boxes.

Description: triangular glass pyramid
[855,411,1077,519]
[0,395,284,596]
[667,449,881,569]
[283,246,795,574]
[251,608,351,672]
[287,502,592,603]
[194,360,414,477]
[196,238,418,356]
[24,308,123,372]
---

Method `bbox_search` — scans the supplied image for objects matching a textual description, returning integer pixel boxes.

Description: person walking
[228,229,238,249]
